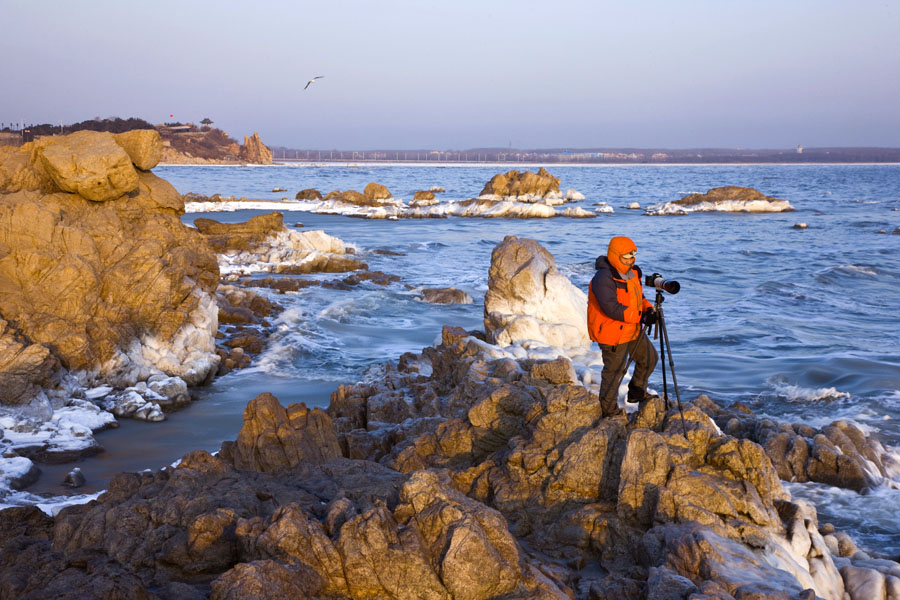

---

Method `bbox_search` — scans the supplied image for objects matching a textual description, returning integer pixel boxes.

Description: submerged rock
[420,287,473,304]
[294,187,322,200]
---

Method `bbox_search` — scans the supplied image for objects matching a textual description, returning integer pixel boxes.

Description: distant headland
[0,117,273,165]
[3,117,898,164]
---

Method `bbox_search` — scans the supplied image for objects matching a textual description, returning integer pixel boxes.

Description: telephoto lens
[645,273,680,294]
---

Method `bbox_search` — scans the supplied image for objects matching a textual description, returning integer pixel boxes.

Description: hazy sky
[2,0,898,149]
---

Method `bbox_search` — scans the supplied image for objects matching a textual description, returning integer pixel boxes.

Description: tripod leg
[657,308,670,410]
[658,312,688,439]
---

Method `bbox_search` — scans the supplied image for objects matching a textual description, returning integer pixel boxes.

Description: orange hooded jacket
[587,236,653,346]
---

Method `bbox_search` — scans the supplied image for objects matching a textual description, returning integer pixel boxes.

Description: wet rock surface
[421,287,473,304]
[4,329,897,598]
[694,394,900,492]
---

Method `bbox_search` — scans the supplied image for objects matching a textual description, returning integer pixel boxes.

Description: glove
[640,309,657,326]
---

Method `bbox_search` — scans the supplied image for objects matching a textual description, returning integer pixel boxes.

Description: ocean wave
[768,380,851,403]
[785,482,900,556]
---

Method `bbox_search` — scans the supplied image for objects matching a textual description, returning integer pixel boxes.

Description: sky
[2,0,899,150]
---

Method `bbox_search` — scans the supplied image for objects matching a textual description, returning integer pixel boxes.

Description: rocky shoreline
[1,131,898,599]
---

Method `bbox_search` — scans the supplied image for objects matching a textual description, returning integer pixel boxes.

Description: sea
[32,162,900,556]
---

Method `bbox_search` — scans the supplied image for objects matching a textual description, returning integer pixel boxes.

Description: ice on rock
[0,456,38,491]
[188,197,597,220]
[104,389,165,422]
[645,198,795,215]
[565,189,586,201]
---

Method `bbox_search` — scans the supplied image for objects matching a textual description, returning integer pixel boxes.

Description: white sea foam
[185,197,598,220]
[770,382,851,403]
[185,200,319,212]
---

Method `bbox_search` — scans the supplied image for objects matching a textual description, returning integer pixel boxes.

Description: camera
[645,273,680,294]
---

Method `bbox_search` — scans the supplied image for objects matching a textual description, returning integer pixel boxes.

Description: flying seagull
[304,75,325,90]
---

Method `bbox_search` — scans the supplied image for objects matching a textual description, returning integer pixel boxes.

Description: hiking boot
[627,384,651,403]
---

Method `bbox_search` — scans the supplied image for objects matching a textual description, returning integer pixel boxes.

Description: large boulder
[232,393,342,473]
[0,131,220,388]
[483,236,589,349]
[114,129,163,171]
[36,130,140,201]
[363,182,393,202]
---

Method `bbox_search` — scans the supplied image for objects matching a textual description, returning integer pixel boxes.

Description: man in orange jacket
[588,236,658,416]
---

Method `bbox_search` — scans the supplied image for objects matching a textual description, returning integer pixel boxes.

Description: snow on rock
[565,188,586,202]
[646,186,795,215]
[0,397,113,463]
[198,213,362,277]
[0,456,39,491]
[484,236,590,351]
[102,389,165,422]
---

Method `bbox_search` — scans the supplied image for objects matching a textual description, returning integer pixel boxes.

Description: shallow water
[32,163,900,553]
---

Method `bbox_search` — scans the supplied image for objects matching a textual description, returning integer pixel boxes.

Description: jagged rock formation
[696,395,900,491]
[479,168,562,202]
[3,232,896,599]
[158,128,272,165]
[5,324,898,598]
[0,129,221,490]
[483,236,589,350]
[646,186,795,215]
[238,132,273,164]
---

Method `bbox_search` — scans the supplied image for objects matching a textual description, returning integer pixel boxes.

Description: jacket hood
[606,236,637,274]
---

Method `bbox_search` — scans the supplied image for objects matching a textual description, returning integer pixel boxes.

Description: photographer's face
[620,250,636,269]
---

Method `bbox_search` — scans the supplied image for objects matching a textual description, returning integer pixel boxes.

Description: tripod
[598,290,688,438]
[651,290,688,439]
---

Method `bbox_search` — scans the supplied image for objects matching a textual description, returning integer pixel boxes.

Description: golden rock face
[0,130,218,386]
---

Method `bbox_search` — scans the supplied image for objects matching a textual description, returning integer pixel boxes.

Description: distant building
[796,145,803,154]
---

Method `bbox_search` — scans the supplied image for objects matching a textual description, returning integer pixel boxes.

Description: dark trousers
[598,330,658,415]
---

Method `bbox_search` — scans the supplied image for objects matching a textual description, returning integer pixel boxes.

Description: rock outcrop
[0,129,222,498]
[478,168,562,203]
[695,395,900,492]
[7,323,897,598]
[646,186,795,215]
[238,132,273,164]
[0,130,219,390]
[483,236,589,350]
